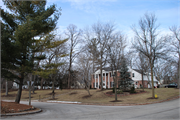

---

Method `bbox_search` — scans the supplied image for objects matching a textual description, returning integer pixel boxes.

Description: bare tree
[65,24,82,89]
[84,27,99,74]
[169,26,180,88]
[131,13,167,98]
[107,32,127,101]
[77,52,93,96]
[134,52,149,91]
[91,21,115,90]
[153,59,169,85]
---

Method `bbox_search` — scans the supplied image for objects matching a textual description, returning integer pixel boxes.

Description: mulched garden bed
[105,90,147,97]
[69,92,77,95]
[1,101,34,113]
[82,95,92,99]
[110,100,123,102]
[147,97,159,99]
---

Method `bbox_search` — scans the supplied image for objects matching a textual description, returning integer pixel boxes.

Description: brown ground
[1,101,33,114]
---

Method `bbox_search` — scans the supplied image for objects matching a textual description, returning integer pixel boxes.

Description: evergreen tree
[34,37,68,98]
[1,0,61,103]
[118,58,132,91]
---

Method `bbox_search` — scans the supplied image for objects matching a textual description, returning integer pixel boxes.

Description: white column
[95,74,96,88]
[105,73,106,89]
[108,72,110,88]
[98,74,99,89]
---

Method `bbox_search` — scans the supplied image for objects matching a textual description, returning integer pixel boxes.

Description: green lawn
[1,88,179,104]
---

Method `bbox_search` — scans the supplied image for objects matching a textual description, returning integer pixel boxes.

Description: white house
[91,66,158,89]
[129,68,158,88]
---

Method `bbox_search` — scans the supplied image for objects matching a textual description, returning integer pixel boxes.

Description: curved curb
[49,95,179,106]
[1,108,42,117]
[77,95,180,106]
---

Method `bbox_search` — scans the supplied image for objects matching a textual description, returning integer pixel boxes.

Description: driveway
[1,99,180,120]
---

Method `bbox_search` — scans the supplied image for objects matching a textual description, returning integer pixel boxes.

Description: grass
[1,89,72,101]
[1,88,179,105]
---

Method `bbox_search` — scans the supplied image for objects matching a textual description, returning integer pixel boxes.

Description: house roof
[133,69,146,75]
[102,67,112,71]
[99,66,122,72]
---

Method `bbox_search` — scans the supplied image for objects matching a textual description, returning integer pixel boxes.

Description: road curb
[1,95,179,116]
[1,108,42,117]
[77,95,180,106]
[42,95,180,106]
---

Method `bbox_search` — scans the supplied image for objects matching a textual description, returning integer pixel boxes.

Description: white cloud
[58,0,117,14]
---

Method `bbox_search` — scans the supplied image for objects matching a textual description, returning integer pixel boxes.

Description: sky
[1,0,179,38]
[45,0,180,35]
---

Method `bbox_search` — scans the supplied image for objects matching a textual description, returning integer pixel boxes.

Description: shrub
[117,90,123,94]
[130,86,136,94]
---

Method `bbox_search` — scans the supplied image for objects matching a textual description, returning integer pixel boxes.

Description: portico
[92,69,114,89]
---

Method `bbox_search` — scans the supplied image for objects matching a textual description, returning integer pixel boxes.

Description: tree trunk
[115,71,117,101]
[150,66,155,98]
[68,72,71,89]
[41,78,43,90]
[29,80,31,106]
[100,67,103,90]
[52,76,55,99]
[100,55,103,90]
[86,86,91,96]
[68,48,73,89]
[141,72,144,91]
[6,79,8,96]
[32,75,35,94]
[178,45,180,89]
[15,80,23,103]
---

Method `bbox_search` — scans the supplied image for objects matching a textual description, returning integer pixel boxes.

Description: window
[106,73,108,76]
[133,73,135,77]
[103,73,105,76]
[107,82,108,85]
[111,82,114,87]
[110,72,111,77]
[93,83,95,88]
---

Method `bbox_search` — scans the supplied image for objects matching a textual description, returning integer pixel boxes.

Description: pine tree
[34,37,68,98]
[118,58,132,91]
[1,0,61,103]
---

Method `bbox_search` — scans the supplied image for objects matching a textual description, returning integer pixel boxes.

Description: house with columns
[91,67,159,89]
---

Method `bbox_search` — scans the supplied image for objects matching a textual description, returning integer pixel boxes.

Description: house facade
[91,67,159,89]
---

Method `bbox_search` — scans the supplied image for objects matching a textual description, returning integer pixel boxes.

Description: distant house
[91,67,158,89]
[12,82,28,89]
[1,78,13,89]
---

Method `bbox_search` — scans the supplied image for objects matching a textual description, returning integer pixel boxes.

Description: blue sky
[1,0,179,36]
[45,0,180,34]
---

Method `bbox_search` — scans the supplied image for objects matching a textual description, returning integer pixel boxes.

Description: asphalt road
[1,99,180,120]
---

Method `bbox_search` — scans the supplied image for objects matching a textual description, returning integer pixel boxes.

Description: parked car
[164,83,177,88]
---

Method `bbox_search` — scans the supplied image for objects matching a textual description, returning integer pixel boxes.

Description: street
[1,99,180,120]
